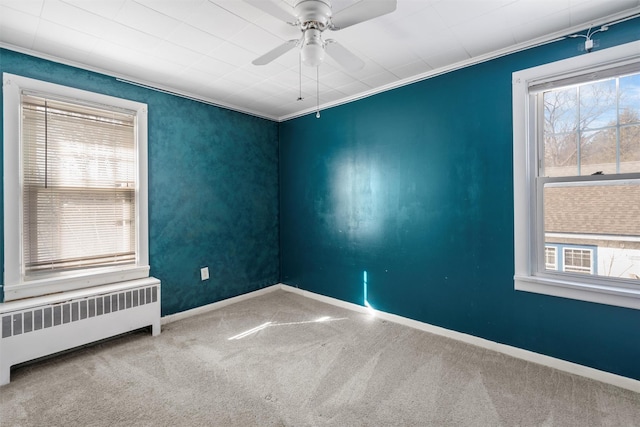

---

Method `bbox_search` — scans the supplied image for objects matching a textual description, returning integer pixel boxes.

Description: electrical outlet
[200,267,209,281]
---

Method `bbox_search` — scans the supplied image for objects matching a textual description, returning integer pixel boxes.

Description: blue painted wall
[0,48,280,315]
[280,18,640,380]
[2,16,639,382]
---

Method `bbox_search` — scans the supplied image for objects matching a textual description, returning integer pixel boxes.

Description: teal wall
[2,16,640,381]
[0,48,280,315]
[279,18,640,380]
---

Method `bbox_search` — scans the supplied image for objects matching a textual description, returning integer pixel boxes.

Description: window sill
[3,265,150,302]
[515,275,640,310]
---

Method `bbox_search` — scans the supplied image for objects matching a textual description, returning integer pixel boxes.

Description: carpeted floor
[1,289,639,426]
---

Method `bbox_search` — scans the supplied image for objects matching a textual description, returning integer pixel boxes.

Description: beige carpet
[1,289,639,426]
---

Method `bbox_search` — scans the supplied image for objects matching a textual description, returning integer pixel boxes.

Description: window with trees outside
[513,41,640,310]
[3,74,150,301]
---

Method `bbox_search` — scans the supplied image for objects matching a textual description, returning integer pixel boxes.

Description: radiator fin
[1,285,159,339]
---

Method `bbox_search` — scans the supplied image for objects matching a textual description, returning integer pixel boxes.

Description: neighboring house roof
[545,184,640,236]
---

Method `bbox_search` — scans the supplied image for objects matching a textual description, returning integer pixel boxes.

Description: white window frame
[3,73,150,301]
[513,40,640,310]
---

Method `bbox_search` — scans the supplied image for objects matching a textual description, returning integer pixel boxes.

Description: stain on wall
[0,48,280,314]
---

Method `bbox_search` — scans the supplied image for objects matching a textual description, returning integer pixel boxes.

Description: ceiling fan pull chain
[297,52,303,101]
[316,66,321,119]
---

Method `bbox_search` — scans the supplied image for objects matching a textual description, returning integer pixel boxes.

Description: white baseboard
[162,283,640,394]
[161,285,280,325]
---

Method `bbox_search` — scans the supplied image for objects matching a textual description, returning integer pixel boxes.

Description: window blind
[21,93,137,277]
[528,61,640,93]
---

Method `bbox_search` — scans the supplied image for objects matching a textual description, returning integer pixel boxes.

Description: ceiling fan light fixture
[301,28,325,67]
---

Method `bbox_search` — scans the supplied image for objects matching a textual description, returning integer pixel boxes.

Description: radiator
[0,277,160,385]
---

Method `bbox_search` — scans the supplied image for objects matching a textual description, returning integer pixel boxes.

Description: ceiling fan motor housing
[294,0,332,28]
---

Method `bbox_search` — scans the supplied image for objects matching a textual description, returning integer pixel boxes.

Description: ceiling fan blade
[325,41,364,72]
[330,0,397,30]
[243,0,296,24]
[252,39,299,65]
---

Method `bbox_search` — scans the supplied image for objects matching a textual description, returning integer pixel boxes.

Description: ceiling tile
[391,4,448,36]
[454,26,517,57]
[217,87,255,104]
[41,0,161,55]
[150,40,203,67]
[361,69,401,87]
[127,58,185,82]
[431,0,506,28]
[237,0,300,38]
[317,88,351,104]
[334,80,372,98]
[269,104,299,118]
[190,55,237,78]
[185,1,250,40]
[450,7,520,57]
[569,0,640,25]
[390,0,436,21]
[273,68,312,92]
[196,85,231,103]
[165,23,224,55]
[0,0,43,16]
[89,40,180,75]
[512,11,572,44]
[40,0,112,35]
[220,67,263,87]
[0,5,40,48]
[321,70,359,88]
[32,35,97,66]
[163,75,205,94]
[175,66,224,85]
[210,42,257,67]
[500,0,571,29]
[252,15,301,41]
[38,47,108,69]
[339,58,387,80]
[263,78,307,99]
[34,19,99,53]
[230,23,290,56]
[390,60,433,80]
[206,78,250,99]
[133,0,205,22]
[215,0,268,22]
[422,44,470,69]
[243,61,289,79]
[115,1,182,38]
[61,0,126,19]
[238,82,289,103]
[101,21,161,51]
[280,97,316,114]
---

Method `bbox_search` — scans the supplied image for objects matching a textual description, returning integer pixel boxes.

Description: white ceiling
[1,0,640,121]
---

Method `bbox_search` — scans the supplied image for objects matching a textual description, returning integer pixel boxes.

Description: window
[563,248,593,274]
[545,243,597,274]
[513,41,640,310]
[544,246,558,270]
[3,74,149,301]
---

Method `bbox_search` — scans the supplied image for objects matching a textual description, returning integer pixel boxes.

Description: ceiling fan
[244,0,398,72]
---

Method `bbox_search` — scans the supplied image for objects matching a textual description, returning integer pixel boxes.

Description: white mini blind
[21,93,137,277]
